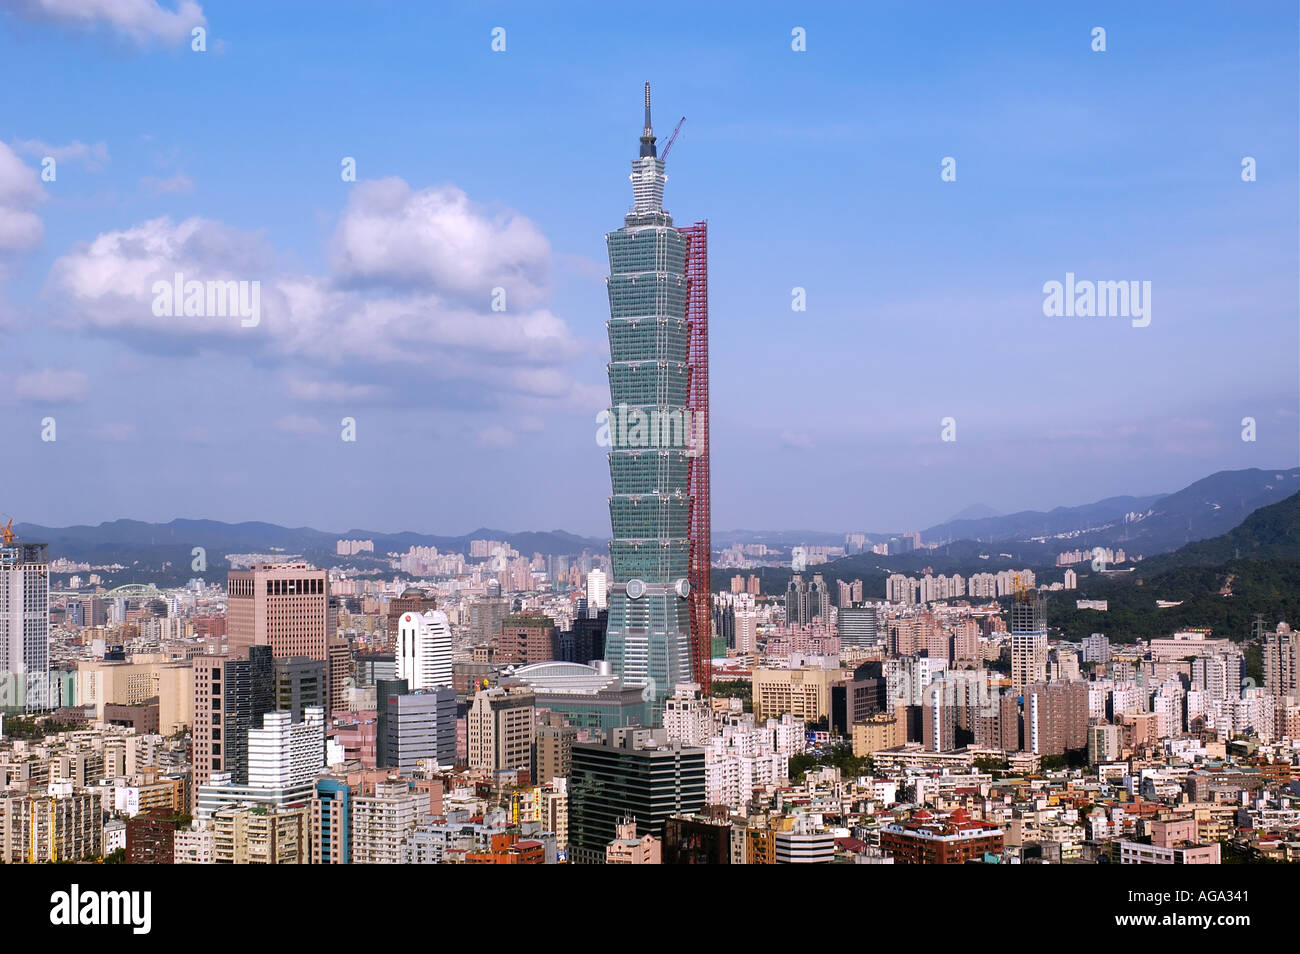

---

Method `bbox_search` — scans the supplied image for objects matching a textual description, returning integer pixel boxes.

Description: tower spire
[640,81,657,158]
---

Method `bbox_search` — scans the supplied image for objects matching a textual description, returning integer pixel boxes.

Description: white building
[0,542,50,711]
[396,609,453,690]
[354,780,423,864]
[248,707,325,791]
[586,569,608,611]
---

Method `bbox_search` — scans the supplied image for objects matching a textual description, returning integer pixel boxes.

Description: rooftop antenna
[640,82,657,157]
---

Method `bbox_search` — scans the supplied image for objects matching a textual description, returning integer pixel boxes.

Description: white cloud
[330,178,551,306]
[10,138,110,170]
[46,187,593,407]
[14,368,88,402]
[0,141,45,255]
[141,171,193,195]
[3,0,206,46]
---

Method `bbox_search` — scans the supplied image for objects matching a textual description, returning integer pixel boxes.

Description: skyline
[1,1,1297,538]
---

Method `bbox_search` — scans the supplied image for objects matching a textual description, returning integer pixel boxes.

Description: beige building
[752,667,840,722]
[212,804,309,864]
[468,686,535,774]
[76,656,194,734]
[851,707,905,757]
[0,785,102,863]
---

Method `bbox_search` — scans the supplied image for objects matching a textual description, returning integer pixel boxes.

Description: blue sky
[0,1,1296,537]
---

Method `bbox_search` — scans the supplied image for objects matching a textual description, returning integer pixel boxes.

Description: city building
[227,563,343,712]
[396,609,453,690]
[467,685,535,775]
[569,727,706,865]
[1010,590,1048,692]
[0,540,49,712]
[602,84,695,720]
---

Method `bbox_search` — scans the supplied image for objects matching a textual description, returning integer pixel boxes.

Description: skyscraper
[227,563,343,710]
[0,540,49,712]
[603,84,694,718]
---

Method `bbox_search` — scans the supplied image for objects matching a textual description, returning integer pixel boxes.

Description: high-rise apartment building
[603,84,695,719]
[536,717,577,784]
[396,609,453,690]
[1,540,49,712]
[1010,591,1048,692]
[248,707,326,792]
[352,779,422,865]
[1025,681,1089,757]
[498,613,557,666]
[1263,622,1298,699]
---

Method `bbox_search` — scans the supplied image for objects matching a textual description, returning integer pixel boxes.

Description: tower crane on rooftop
[660,115,686,163]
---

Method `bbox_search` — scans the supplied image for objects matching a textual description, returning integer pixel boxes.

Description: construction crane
[0,516,13,546]
[660,115,686,163]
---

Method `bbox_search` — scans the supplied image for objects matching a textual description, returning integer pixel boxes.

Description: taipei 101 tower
[602,84,710,720]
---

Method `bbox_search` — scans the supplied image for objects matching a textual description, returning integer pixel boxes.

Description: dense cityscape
[0,1,1295,938]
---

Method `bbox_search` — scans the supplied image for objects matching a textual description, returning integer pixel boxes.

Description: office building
[311,777,352,865]
[383,687,457,773]
[227,563,343,711]
[786,573,830,626]
[273,656,326,722]
[837,604,879,648]
[569,727,706,865]
[468,685,535,774]
[191,646,275,809]
[396,609,453,690]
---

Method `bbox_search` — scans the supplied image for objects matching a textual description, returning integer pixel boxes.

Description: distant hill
[14,518,607,578]
[1045,491,1300,642]
[946,503,1002,522]
[1135,491,1300,572]
[922,467,1299,556]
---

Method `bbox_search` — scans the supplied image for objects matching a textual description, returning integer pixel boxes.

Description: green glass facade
[603,87,693,720]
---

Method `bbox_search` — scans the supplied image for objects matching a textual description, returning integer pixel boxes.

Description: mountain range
[14,467,1298,576]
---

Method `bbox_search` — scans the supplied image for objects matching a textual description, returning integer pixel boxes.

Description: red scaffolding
[681,221,711,693]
